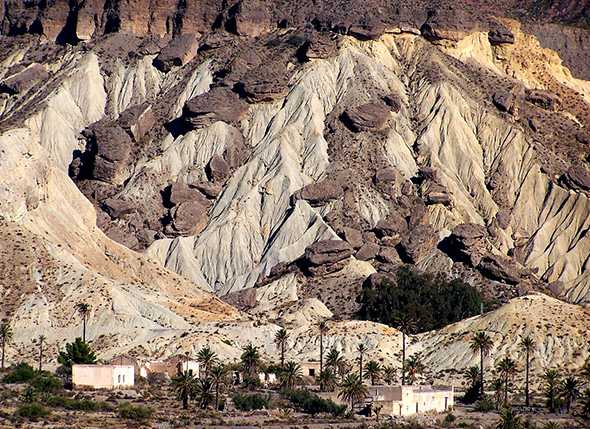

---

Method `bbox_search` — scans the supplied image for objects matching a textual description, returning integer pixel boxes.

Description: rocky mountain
[0,0,589,380]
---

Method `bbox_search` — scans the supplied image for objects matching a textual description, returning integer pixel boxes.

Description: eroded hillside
[0,0,589,380]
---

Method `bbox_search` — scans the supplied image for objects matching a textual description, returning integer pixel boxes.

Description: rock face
[2,0,590,381]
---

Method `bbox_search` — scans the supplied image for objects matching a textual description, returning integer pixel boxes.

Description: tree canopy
[357,265,483,333]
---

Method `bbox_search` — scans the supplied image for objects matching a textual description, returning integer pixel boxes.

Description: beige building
[369,385,454,416]
[300,361,321,378]
[72,364,135,389]
[139,356,200,379]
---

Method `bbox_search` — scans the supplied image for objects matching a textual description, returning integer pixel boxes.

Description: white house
[72,364,135,389]
[369,385,454,416]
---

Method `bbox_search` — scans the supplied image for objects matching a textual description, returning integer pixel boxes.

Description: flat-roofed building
[369,385,454,416]
[72,364,135,389]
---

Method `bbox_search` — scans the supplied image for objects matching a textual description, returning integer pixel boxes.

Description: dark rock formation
[83,121,133,185]
[0,64,49,95]
[153,34,199,73]
[477,254,522,285]
[399,224,438,263]
[374,212,408,238]
[226,0,272,38]
[340,227,363,249]
[303,240,353,266]
[170,201,208,235]
[492,89,522,115]
[183,87,248,129]
[488,25,515,45]
[292,180,344,206]
[383,93,402,113]
[342,102,390,132]
[355,243,380,261]
[561,164,590,191]
[525,89,562,111]
[444,223,488,266]
[119,103,155,141]
[103,198,136,219]
[206,155,230,183]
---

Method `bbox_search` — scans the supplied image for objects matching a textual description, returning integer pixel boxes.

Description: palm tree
[543,369,560,413]
[395,315,416,385]
[581,387,590,419]
[405,354,425,385]
[357,343,367,381]
[210,364,228,410]
[0,321,13,370]
[317,368,338,392]
[240,343,261,386]
[171,369,197,409]
[520,336,535,407]
[196,345,217,378]
[491,377,505,410]
[326,347,345,377]
[559,376,580,413]
[496,407,523,429]
[75,303,90,342]
[280,361,302,390]
[382,365,396,385]
[37,335,46,372]
[465,366,481,387]
[364,360,381,386]
[581,356,590,382]
[470,331,493,397]
[194,377,214,409]
[338,373,368,412]
[318,321,328,375]
[496,357,517,406]
[274,328,289,369]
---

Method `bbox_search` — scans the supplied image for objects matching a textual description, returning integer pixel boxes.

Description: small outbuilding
[370,385,454,416]
[72,364,135,389]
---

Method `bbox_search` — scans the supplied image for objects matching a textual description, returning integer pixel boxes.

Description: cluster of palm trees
[172,345,229,410]
[468,331,590,417]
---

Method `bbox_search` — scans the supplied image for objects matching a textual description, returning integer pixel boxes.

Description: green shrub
[3,362,36,383]
[30,373,63,393]
[474,396,496,412]
[232,393,270,411]
[358,266,484,333]
[14,403,50,420]
[44,395,113,412]
[284,389,346,416]
[117,402,153,421]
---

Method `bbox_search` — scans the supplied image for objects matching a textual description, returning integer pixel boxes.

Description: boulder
[377,246,400,264]
[562,164,590,191]
[383,93,402,113]
[304,240,353,266]
[424,183,452,205]
[492,88,522,115]
[495,210,511,230]
[341,227,363,249]
[171,201,208,235]
[348,22,386,40]
[236,60,289,103]
[206,155,230,183]
[84,122,133,185]
[153,34,199,73]
[373,212,408,237]
[168,182,209,207]
[477,255,522,285]
[292,180,344,206]
[118,103,155,141]
[488,25,514,45]
[0,64,49,95]
[226,0,272,38]
[183,87,248,129]
[355,243,380,261]
[399,224,438,263]
[373,167,401,196]
[446,223,488,266]
[525,89,562,111]
[342,102,390,132]
[192,182,223,199]
[103,198,136,219]
[297,33,339,61]
[363,272,395,289]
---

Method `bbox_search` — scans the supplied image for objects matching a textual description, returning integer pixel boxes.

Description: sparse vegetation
[117,402,153,421]
[3,362,36,384]
[14,403,50,420]
[57,338,97,375]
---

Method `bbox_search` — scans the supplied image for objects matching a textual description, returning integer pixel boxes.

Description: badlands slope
[0,0,589,380]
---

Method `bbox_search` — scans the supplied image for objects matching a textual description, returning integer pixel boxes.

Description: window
[308,368,315,377]
[118,375,122,383]
[122,375,125,384]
